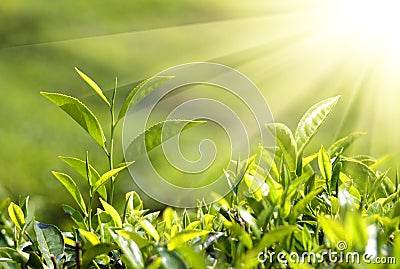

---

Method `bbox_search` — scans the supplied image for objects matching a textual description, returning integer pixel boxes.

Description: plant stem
[75,242,82,269]
[50,255,59,269]
[88,195,93,231]
[108,79,118,205]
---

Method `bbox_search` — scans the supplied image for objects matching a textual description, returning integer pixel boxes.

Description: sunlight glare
[326,0,400,58]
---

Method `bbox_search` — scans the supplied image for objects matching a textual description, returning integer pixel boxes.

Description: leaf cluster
[1,71,399,269]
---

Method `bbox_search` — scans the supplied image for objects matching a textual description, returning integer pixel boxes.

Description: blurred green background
[1,0,399,225]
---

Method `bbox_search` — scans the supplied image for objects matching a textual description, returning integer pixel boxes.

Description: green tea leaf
[328,132,366,157]
[341,157,378,194]
[75,67,110,107]
[52,172,87,213]
[224,221,253,248]
[168,230,210,250]
[78,228,100,246]
[34,221,64,269]
[40,92,106,149]
[318,146,332,192]
[125,191,143,212]
[244,225,297,262]
[266,123,297,172]
[147,257,162,269]
[27,252,44,269]
[115,230,150,249]
[99,198,122,228]
[260,146,280,180]
[82,243,117,269]
[237,206,261,238]
[295,96,340,155]
[290,187,323,223]
[111,231,144,269]
[318,216,347,245]
[158,247,188,269]
[174,244,206,269]
[256,226,297,250]
[163,207,176,230]
[0,247,28,265]
[59,156,107,200]
[125,120,205,161]
[93,163,133,195]
[62,204,86,229]
[117,76,173,122]
[7,202,25,230]
[139,219,160,242]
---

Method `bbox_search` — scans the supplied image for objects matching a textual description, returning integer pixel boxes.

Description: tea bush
[0,69,399,268]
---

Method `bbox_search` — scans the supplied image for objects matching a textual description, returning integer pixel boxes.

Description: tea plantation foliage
[1,70,399,268]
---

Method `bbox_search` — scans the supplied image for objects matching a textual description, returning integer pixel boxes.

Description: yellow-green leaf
[78,228,100,246]
[295,96,340,155]
[52,172,87,213]
[93,162,133,194]
[41,92,106,149]
[117,76,173,122]
[139,219,160,242]
[124,120,205,162]
[116,230,150,248]
[8,202,25,230]
[328,132,366,157]
[99,198,122,228]
[168,229,210,250]
[75,67,110,107]
[59,156,107,200]
[266,123,297,172]
[318,146,332,180]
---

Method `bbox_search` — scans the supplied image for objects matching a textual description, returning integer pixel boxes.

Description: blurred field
[1,0,399,225]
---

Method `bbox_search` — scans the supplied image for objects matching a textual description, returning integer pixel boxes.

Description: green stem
[88,194,93,231]
[108,125,115,204]
[108,79,118,205]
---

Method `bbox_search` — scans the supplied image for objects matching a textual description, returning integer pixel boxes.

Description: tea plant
[0,69,399,268]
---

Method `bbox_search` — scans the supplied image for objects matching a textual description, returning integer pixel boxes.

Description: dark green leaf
[40,92,106,148]
[111,231,144,269]
[62,204,86,229]
[158,247,188,269]
[34,221,64,269]
[27,252,44,269]
[0,247,28,265]
[82,243,117,269]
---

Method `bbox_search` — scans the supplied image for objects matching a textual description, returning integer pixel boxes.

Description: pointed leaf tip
[75,67,111,107]
[41,92,106,149]
[295,96,340,155]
